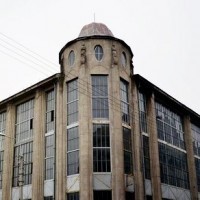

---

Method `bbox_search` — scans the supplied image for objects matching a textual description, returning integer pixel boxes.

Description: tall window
[45,90,55,180]
[67,79,79,176]
[138,92,147,133]
[159,142,189,189]
[192,124,200,156]
[195,158,200,191]
[123,127,133,174]
[13,99,34,186]
[120,79,129,124]
[0,112,6,189]
[155,102,185,149]
[67,126,79,175]
[143,135,151,179]
[92,76,109,119]
[192,124,200,191]
[93,124,110,172]
[67,79,78,125]
[67,192,79,200]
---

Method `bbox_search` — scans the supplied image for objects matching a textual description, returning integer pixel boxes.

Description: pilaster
[78,63,93,200]
[147,93,162,200]
[2,104,15,200]
[132,83,145,200]
[110,66,125,200]
[184,116,198,200]
[55,79,65,200]
[32,90,45,200]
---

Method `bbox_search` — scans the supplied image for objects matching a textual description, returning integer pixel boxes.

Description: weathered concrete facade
[0,23,200,200]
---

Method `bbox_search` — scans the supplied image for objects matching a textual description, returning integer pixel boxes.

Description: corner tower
[58,22,139,200]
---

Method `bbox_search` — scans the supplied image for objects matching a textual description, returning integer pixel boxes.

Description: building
[0,22,200,200]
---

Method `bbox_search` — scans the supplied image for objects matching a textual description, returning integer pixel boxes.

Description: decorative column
[32,90,45,200]
[2,104,15,200]
[132,83,145,200]
[184,116,198,200]
[147,93,162,200]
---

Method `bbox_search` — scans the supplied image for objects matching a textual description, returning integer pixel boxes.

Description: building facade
[0,22,199,200]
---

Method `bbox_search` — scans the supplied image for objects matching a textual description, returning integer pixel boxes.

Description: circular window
[121,52,127,67]
[68,50,75,66]
[94,45,103,61]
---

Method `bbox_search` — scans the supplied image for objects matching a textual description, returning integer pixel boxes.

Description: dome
[78,22,114,38]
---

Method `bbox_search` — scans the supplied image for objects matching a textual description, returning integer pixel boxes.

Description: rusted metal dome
[78,22,114,37]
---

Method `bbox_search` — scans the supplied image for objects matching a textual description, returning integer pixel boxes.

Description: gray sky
[0,0,200,114]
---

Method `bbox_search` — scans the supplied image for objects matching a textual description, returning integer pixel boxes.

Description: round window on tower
[94,45,103,61]
[121,52,127,67]
[68,50,75,66]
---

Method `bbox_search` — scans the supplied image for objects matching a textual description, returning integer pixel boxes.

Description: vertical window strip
[143,135,151,179]
[67,79,78,125]
[195,158,200,192]
[67,126,79,175]
[138,92,148,133]
[92,76,109,119]
[45,90,55,180]
[93,124,110,172]
[191,124,200,157]
[158,142,189,189]
[123,127,133,174]
[0,112,6,150]
[45,135,54,180]
[13,99,34,187]
[155,102,185,149]
[15,99,34,143]
[46,90,55,133]
[0,151,4,189]
[120,79,130,124]
[0,112,6,189]
[13,142,33,186]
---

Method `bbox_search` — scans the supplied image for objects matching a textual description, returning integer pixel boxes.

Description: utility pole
[18,154,24,200]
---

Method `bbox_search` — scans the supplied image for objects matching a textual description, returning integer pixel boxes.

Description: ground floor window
[67,192,79,200]
[125,192,134,200]
[93,191,112,200]
[44,197,53,200]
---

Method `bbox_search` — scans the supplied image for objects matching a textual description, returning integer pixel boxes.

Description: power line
[0,37,58,72]
[0,32,58,67]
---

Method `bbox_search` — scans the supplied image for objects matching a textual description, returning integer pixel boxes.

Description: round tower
[59,22,137,200]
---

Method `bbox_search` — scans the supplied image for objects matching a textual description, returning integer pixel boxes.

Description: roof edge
[0,73,61,107]
[134,74,200,120]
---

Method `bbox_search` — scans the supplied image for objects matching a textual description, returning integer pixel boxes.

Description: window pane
[93,124,110,172]
[46,90,55,133]
[67,127,79,176]
[120,79,129,124]
[67,79,78,125]
[158,142,189,189]
[155,102,185,149]
[92,76,109,119]
[94,45,103,61]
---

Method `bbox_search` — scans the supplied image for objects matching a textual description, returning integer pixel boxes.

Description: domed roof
[78,22,114,38]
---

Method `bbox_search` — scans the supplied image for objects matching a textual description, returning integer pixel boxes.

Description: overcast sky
[0,0,200,114]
